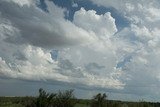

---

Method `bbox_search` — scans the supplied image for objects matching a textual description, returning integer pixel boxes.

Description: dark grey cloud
[0,0,95,48]
[85,62,105,75]
[13,51,27,61]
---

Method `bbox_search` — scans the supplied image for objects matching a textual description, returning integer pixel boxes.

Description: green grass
[0,102,89,107]
[0,97,160,107]
[74,103,90,107]
[0,102,24,107]
[1,103,88,107]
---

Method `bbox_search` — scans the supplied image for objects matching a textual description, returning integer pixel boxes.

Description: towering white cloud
[1,0,160,100]
[0,0,123,91]
[89,0,160,98]
[74,8,117,38]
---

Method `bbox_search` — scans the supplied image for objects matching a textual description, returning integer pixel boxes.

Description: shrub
[25,88,76,107]
[54,89,76,107]
[91,93,107,107]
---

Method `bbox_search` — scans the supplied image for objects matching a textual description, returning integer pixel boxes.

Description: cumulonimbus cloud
[1,0,160,99]
[0,0,123,91]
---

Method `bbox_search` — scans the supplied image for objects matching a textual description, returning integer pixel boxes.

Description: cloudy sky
[1,0,160,101]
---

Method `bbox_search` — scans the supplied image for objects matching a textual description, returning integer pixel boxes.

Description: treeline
[25,88,76,107]
[1,88,160,107]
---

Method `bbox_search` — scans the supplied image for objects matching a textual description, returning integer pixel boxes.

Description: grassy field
[0,102,24,107]
[0,97,160,107]
[0,103,89,107]
[74,103,90,107]
[0,97,89,107]
[0,89,160,107]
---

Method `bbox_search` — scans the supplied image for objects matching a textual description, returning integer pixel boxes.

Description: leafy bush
[54,89,76,107]
[25,88,76,107]
[91,93,107,107]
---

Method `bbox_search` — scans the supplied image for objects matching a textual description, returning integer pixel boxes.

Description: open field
[0,88,159,107]
[0,96,160,107]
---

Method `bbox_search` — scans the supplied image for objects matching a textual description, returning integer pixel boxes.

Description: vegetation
[25,88,76,107]
[91,93,107,107]
[0,88,160,107]
[54,89,76,107]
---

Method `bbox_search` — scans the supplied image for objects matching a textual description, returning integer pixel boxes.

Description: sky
[1,0,160,102]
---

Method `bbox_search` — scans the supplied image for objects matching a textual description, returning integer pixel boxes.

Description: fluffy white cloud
[89,0,160,98]
[90,0,160,26]
[0,0,124,91]
[73,8,117,53]
[4,0,34,6]
[74,8,117,38]
[0,0,97,49]
[0,44,123,89]
[2,0,160,100]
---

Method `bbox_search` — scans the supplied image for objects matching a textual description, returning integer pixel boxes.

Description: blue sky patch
[51,0,129,30]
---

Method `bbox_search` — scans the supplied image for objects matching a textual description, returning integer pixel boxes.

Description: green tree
[55,89,76,107]
[91,93,107,107]
[25,88,76,107]
[27,88,56,107]
[36,88,56,107]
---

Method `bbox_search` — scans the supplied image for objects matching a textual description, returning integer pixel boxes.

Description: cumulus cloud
[89,0,160,98]
[90,0,160,26]
[0,0,123,91]
[0,0,97,48]
[0,44,123,89]
[73,8,117,52]
[4,0,34,6]
[2,0,160,99]
[74,8,117,38]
